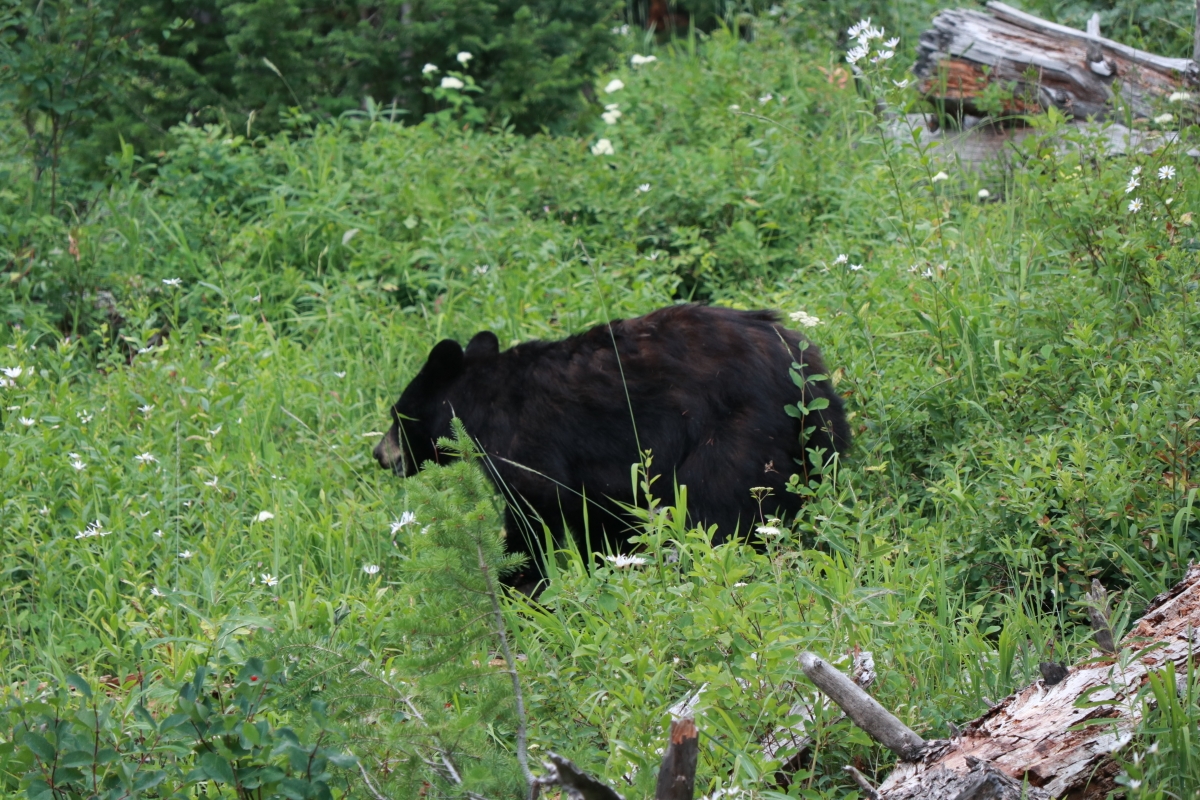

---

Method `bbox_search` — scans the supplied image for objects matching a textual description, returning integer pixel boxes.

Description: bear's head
[374,331,499,476]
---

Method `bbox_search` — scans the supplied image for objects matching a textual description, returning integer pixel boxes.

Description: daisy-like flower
[38,505,48,515]
[2,367,22,379]
[474,264,490,275]
[77,411,93,424]
[845,43,869,65]
[334,371,346,379]
[255,511,275,522]
[1128,197,1143,213]
[1125,176,1140,193]
[932,171,949,182]
[847,18,871,39]
[209,423,223,435]
[162,278,182,288]
[636,183,651,194]
[1158,165,1176,181]
[604,79,624,94]
[605,553,646,568]
[179,550,194,559]
[1131,166,1142,176]
[138,404,154,414]
[758,93,773,105]
[150,586,165,598]
[923,268,935,278]
[756,525,782,536]
[71,458,86,471]
[833,254,848,264]
[260,573,279,588]
[630,54,657,66]
[422,63,438,74]
[134,452,158,464]
[591,138,615,156]
[19,417,35,427]
[849,263,864,272]
[204,477,219,488]
[884,37,899,48]
[153,530,164,537]
[789,310,822,327]
[456,51,473,65]
[390,511,418,534]
[363,564,381,575]
[872,50,894,62]
[440,76,464,90]
[893,78,911,89]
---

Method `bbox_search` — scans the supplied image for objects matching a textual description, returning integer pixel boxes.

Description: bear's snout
[373,428,406,476]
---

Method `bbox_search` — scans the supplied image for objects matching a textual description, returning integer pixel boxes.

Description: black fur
[374,304,850,585]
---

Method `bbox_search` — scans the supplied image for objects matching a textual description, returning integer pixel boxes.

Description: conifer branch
[476,541,535,797]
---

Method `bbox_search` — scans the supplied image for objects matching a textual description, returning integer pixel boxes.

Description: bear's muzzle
[373,428,407,476]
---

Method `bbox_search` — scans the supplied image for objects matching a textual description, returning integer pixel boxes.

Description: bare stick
[1194,0,1200,63]
[843,766,878,799]
[798,652,925,760]
[655,717,699,800]
[1086,579,1117,654]
[533,753,625,800]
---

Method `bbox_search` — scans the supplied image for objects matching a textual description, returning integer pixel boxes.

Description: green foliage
[2,11,1200,798]
[1,648,354,799]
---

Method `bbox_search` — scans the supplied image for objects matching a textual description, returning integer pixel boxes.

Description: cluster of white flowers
[390,511,418,535]
[591,138,615,156]
[602,103,622,125]
[1154,113,1174,125]
[75,520,109,540]
[77,410,93,424]
[457,51,472,65]
[441,76,464,90]
[605,553,646,568]
[1169,91,1192,103]
[845,19,898,66]
[789,310,822,328]
[422,63,438,75]
[756,524,782,536]
[604,79,624,94]
[630,54,656,66]
[255,511,275,522]
[612,24,630,35]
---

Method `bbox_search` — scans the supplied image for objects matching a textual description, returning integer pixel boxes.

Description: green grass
[3,16,1200,799]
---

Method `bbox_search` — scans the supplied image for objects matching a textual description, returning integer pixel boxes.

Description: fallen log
[913,1,1198,121]
[803,564,1200,799]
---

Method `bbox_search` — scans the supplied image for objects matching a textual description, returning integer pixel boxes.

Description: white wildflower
[162,278,182,288]
[884,37,899,48]
[893,78,911,89]
[788,310,822,327]
[978,189,990,199]
[19,417,35,427]
[138,404,154,414]
[605,553,647,568]
[38,505,48,515]
[759,93,773,104]
[1158,165,1176,181]
[1125,176,1140,193]
[728,104,740,111]
[612,24,630,35]
[1169,91,1192,103]
[601,107,622,124]
[733,582,748,587]
[872,50,895,62]
[636,183,651,194]
[440,76,464,90]
[756,525,782,536]
[474,264,490,275]
[456,51,473,65]
[153,530,164,537]
[2,367,22,379]
[847,18,871,39]
[422,63,438,75]
[134,452,157,464]
[204,477,219,488]
[150,586,165,598]
[630,54,657,66]
[604,79,624,94]
[923,268,934,278]
[1154,113,1174,124]
[833,253,848,264]
[1131,166,1142,176]
[932,171,949,182]
[845,43,869,65]
[849,263,864,271]
[1128,197,1143,213]
[363,564,381,575]
[260,572,279,588]
[209,423,223,435]
[591,138,615,156]
[179,550,194,559]
[71,458,86,471]
[255,511,275,522]
[390,511,418,534]
[77,411,92,424]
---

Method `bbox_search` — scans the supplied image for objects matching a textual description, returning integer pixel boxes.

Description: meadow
[2,11,1200,799]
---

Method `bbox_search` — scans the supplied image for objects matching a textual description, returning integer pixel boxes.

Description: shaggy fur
[374,304,850,585]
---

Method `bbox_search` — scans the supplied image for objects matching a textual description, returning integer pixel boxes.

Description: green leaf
[20,731,56,764]
[200,752,237,785]
[66,674,92,700]
[59,749,95,768]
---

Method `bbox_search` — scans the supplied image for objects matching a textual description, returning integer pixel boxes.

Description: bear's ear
[465,331,499,361]
[421,339,465,382]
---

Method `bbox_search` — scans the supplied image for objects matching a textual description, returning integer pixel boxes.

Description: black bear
[374,304,850,585]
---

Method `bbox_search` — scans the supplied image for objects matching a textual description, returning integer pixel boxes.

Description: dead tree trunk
[804,564,1200,799]
[914,0,1199,120]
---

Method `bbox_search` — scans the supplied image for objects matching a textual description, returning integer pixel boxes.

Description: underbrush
[3,16,1200,799]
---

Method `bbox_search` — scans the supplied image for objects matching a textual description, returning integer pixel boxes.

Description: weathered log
[914,1,1198,120]
[799,652,926,761]
[655,717,699,800]
[865,564,1200,799]
[532,752,625,800]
